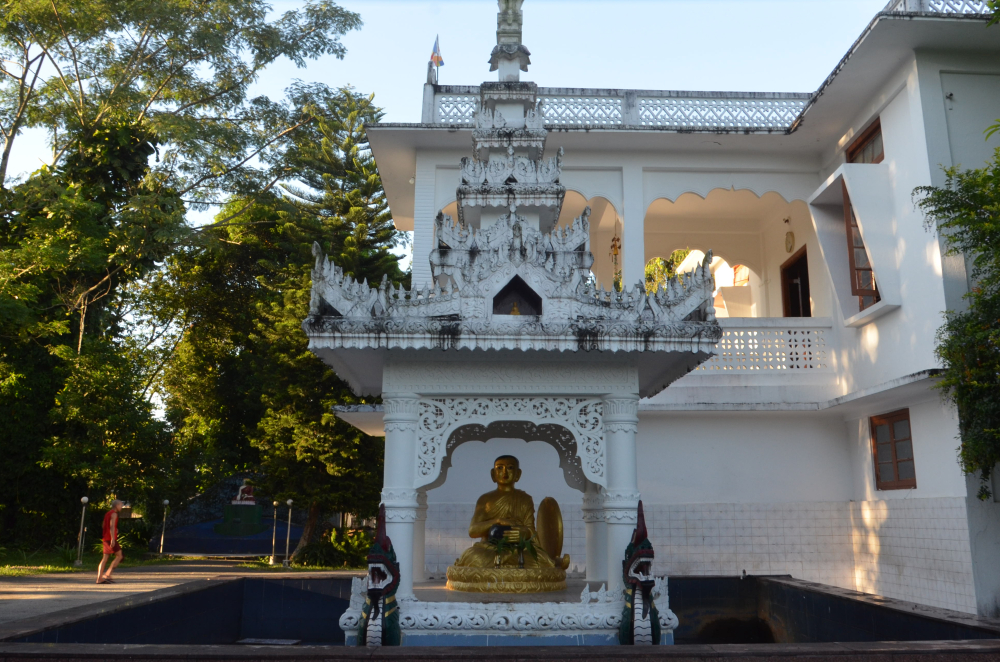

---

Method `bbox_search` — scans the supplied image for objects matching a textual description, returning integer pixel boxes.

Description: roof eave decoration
[303,213,722,354]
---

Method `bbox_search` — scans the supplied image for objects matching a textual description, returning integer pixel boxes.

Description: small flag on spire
[430,35,444,68]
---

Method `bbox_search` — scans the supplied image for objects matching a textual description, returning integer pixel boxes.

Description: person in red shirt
[97,500,124,584]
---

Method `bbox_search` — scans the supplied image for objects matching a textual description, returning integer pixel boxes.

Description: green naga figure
[357,504,401,647]
[619,501,661,645]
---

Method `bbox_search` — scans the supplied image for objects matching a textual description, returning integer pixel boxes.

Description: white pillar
[622,165,646,290]
[382,393,420,600]
[582,484,607,584]
[413,491,428,584]
[602,395,640,594]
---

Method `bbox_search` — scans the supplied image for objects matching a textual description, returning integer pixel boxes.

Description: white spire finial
[490,0,530,81]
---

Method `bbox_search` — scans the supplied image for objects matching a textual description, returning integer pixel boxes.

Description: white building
[324,0,1000,619]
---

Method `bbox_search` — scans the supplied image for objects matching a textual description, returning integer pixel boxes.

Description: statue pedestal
[445,565,566,593]
[340,577,677,646]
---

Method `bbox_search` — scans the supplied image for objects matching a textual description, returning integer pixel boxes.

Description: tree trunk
[291,501,322,560]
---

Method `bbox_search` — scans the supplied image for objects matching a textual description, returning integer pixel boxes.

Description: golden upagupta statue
[446,455,570,592]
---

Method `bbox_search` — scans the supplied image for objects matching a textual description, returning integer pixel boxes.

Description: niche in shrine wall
[425,438,583,507]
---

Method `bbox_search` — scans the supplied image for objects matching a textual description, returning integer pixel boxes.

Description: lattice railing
[638,97,807,130]
[541,96,623,126]
[695,326,829,372]
[432,88,811,131]
[884,0,991,12]
[436,94,478,125]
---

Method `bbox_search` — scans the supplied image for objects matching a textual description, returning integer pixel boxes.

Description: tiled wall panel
[421,497,977,614]
[850,497,976,614]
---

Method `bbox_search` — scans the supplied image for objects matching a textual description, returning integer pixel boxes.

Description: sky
[6,0,894,260]
[6,0,894,181]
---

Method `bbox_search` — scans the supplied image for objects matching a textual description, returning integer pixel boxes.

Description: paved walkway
[0,561,260,625]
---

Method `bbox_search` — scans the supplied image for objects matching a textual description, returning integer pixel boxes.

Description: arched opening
[644,189,826,317]
[677,250,759,318]
[557,190,621,290]
[493,275,543,316]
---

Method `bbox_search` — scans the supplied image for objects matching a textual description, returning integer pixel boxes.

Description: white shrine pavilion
[307,0,1000,632]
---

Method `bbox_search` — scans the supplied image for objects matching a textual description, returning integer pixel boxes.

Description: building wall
[419,402,981,614]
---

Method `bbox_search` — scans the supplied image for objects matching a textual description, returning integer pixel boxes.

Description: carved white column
[582,484,607,583]
[382,393,420,599]
[602,395,640,593]
[413,491,428,583]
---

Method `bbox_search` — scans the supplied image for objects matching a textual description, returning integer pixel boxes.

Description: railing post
[623,90,639,126]
[422,85,437,124]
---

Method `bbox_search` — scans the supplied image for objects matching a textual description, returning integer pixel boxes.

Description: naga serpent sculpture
[619,501,661,645]
[357,504,401,647]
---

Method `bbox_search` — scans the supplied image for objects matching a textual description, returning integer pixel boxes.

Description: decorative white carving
[579,583,621,604]
[381,489,419,505]
[431,87,813,131]
[638,97,807,130]
[602,490,641,523]
[306,220,720,355]
[542,96,623,126]
[884,0,991,12]
[384,421,418,434]
[601,397,639,420]
[415,397,605,488]
[436,95,478,125]
[460,147,562,186]
[340,580,678,638]
[383,509,419,523]
[695,326,829,372]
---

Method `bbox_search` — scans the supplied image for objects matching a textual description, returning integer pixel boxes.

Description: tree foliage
[155,88,406,556]
[0,0,362,547]
[915,149,1000,499]
[644,249,691,294]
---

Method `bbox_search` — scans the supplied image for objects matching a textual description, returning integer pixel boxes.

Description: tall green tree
[916,149,1000,499]
[156,88,407,556]
[0,0,361,546]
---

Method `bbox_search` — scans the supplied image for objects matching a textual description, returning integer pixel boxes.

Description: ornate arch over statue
[415,397,605,490]
[422,420,588,492]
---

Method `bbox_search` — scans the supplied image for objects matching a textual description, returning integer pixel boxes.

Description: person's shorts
[102,541,122,555]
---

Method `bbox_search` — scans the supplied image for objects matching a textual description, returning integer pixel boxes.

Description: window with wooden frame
[870,409,916,490]
[842,183,881,311]
[842,119,884,312]
[847,119,884,164]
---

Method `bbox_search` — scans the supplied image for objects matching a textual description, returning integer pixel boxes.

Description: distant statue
[232,479,256,505]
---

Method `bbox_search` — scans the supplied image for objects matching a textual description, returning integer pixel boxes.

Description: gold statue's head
[490,455,521,487]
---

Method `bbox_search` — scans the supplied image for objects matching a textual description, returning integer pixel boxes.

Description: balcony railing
[694,318,832,373]
[432,88,811,132]
[883,0,992,13]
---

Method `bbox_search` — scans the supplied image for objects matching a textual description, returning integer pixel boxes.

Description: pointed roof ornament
[490,0,531,81]
[375,503,392,551]
[632,500,648,546]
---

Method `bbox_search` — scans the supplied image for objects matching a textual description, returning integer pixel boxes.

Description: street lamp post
[283,499,293,567]
[270,501,279,565]
[158,500,170,555]
[74,497,89,566]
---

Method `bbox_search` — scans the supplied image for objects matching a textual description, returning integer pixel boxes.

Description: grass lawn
[235,557,364,572]
[0,548,186,577]
[0,549,364,577]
